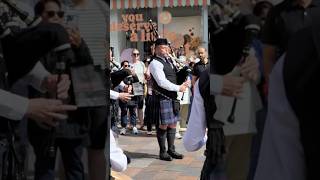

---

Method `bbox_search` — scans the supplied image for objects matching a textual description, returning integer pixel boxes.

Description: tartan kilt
[110,99,119,122]
[149,95,178,126]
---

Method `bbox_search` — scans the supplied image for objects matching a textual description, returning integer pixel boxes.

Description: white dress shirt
[109,129,127,172]
[0,90,29,120]
[110,90,119,100]
[111,81,127,100]
[0,62,50,120]
[183,80,207,151]
[210,74,223,95]
[149,57,180,92]
[22,61,50,92]
[113,81,125,92]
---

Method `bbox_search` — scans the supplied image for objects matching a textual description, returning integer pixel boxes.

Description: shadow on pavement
[124,151,158,159]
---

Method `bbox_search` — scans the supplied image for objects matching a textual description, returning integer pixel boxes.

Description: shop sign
[110,13,158,42]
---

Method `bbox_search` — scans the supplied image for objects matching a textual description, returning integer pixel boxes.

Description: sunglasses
[45,11,65,18]
[124,65,129,67]
[132,53,140,56]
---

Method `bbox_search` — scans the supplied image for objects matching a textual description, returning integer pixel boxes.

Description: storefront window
[110,0,209,64]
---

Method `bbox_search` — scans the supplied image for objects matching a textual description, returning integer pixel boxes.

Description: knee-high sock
[167,127,176,152]
[156,128,167,153]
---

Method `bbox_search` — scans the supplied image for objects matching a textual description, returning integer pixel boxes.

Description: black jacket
[283,9,320,180]
[28,39,93,140]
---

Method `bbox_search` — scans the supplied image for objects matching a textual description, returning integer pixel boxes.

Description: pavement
[116,129,205,180]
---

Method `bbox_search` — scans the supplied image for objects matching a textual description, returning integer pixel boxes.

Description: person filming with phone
[119,60,140,135]
[28,1,99,180]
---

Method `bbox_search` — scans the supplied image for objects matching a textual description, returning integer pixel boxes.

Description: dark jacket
[199,69,226,180]
[28,39,93,140]
[283,9,320,179]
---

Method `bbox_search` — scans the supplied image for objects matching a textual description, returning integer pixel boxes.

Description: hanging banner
[110,13,158,42]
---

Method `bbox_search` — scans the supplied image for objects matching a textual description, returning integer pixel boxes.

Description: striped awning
[110,0,210,10]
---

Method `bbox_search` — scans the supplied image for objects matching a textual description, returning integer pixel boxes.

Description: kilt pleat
[148,94,178,126]
[149,95,161,126]
[144,95,156,125]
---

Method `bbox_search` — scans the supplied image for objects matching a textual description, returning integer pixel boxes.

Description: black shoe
[168,151,184,159]
[159,152,173,161]
[124,152,131,164]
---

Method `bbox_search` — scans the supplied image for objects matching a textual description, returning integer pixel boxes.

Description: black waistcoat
[151,56,178,99]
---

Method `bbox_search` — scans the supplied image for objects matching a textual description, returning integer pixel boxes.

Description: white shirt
[183,69,262,151]
[149,57,180,92]
[21,61,50,92]
[0,90,29,120]
[214,66,262,135]
[110,90,119,100]
[113,81,125,93]
[0,62,50,120]
[132,60,145,83]
[145,66,153,95]
[109,129,127,172]
[183,73,226,151]
[210,74,223,96]
[254,55,305,180]
[183,80,207,151]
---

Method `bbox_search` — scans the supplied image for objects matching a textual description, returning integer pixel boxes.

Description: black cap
[155,38,169,46]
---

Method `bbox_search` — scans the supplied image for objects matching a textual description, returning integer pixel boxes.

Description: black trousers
[29,135,85,180]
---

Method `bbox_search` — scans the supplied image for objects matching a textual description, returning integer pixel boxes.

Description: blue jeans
[119,101,137,128]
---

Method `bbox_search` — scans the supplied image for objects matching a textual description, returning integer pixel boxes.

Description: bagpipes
[226,15,260,123]
[208,0,261,123]
[0,0,42,36]
[110,48,131,89]
[148,19,192,86]
[0,0,73,85]
[0,0,75,160]
[208,0,242,36]
[110,69,133,88]
[109,47,121,71]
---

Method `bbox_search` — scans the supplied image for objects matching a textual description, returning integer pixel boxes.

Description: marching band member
[148,38,189,161]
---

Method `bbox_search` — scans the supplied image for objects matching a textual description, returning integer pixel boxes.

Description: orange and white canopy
[110,0,210,10]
